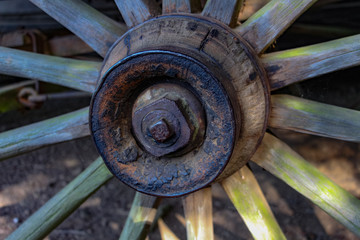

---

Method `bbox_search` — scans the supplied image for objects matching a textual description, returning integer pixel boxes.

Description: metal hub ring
[90,50,236,197]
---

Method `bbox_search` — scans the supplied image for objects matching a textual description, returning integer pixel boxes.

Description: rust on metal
[149,119,174,143]
[132,97,191,157]
[132,83,205,157]
[18,87,42,109]
[90,15,270,196]
[90,50,236,197]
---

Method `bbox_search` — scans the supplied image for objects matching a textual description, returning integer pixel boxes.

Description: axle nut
[132,97,192,157]
[149,119,174,143]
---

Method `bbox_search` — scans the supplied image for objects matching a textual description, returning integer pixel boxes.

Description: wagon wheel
[1,0,360,239]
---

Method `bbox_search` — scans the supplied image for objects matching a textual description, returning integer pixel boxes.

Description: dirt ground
[1,1,360,239]
[1,101,360,240]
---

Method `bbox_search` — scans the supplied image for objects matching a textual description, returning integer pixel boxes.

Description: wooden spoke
[158,219,180,240]
[183,187,214,240]
[29,0,126,57]
[270,95,360,142]
[7,157,113,240]
[115,0,161,28]
[119,192,160,240]
[0,47,100,92]
[202,0,243,27]
[162,0,201,14]
[252,133,360,236]
[236,0,317,53]
[0,107,89,161]
[262,34,360,90]
[222,166,286,240]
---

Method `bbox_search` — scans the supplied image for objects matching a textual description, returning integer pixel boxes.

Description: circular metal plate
[90,51,236,197]
[100,14,270,181]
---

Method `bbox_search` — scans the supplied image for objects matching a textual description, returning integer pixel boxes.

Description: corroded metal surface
[132,98,192,157]
[90,15,270,196]
[90,51,236,197]
[132,83,205,157]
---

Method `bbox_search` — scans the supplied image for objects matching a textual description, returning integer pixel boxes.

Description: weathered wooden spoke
[252,133,360,237]
[263,34,360,90]
[183,188,214,240]
[0,107,89,161]
[0,47,100,92]
[158,219,180,240]
[29,0,126,57]
[2,0,360,239]
[202,0,243,27]
[270,95,360,142]
[115,0,161,28]
[7,157,113,240]
[222,166,286,240]
[119,192,160,240]
[162,0,201,14]
[236,0,317,53]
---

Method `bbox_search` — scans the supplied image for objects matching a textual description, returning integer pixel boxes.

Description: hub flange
[91,51,236,197]
[90,14,270,197]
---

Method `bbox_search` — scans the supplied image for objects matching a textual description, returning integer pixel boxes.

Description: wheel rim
[1,0,360,239]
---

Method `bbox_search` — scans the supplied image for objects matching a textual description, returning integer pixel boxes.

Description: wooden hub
[90,15,270,196]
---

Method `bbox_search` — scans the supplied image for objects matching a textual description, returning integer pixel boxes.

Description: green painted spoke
[0,107,89,161]
[262,34,360,90]
[183,187,214,240]
[29,0,126,57]
[236,0,317,53]
[115,0,161,28]
[252,133,360,236]
[162,0,201,14]
[0,47,100,92]
[222,166,286,240]
[202,0,243,27]
[119,192,160,240]
[270,95,360,142]
[6,157,113,240]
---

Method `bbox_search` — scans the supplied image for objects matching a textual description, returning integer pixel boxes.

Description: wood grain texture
[158,219,180,240]
[222,166,286,240]
[262,34,360,90]
[29,0,126,57]
[7,157,113,240]
[236,0,317,53]
[115,0,161,28]
[202,0,243,27]
[0,107,90,161]
[119,192,160,240]
[270,95,360,142]
[162,0,201,14]
[0,47,100,92]
[101,16,270,179]
[252,133,360,237]
[183,187,214,240]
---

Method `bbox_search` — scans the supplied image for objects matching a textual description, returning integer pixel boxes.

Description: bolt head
[132,98,191,157]
[149,119,174,143]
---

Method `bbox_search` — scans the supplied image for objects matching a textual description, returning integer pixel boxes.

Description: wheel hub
[90,15,270,197]
[132,82,206,157]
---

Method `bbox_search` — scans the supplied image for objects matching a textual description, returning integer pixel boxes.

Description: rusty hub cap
[132,83,205,157]
[90,15,270,197]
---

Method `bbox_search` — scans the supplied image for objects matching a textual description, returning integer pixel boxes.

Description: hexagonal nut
[149,119,174,143]
[132,98,192,157]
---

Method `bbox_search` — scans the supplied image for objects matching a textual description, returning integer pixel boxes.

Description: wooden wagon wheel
[1,0,360,239]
